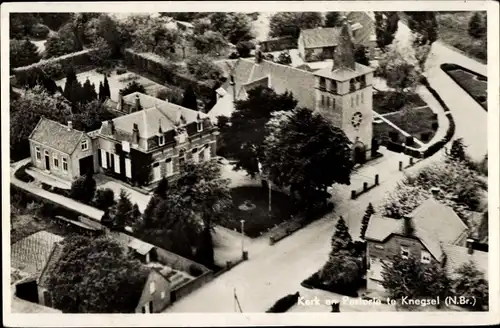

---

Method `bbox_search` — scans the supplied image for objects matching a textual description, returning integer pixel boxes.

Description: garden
[441,64,487,110]
[221,186,298,238]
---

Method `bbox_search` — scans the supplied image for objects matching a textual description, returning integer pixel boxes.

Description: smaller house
[29,118,95,182]
[298,12,376,62]
[364,194,487,294]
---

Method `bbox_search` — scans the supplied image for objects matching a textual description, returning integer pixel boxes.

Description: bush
[93,188,115,210]
[14,164,34,183]
[30,23,50,39]
[41,183,52,191]
[266,292,300,313]
[116,67,127,75]
[189,264,203,277]
[236,41,254,58]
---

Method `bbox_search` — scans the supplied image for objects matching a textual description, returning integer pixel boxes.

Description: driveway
[164,149,446,313]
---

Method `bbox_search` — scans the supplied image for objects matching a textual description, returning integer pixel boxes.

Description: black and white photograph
[2,1,498,326]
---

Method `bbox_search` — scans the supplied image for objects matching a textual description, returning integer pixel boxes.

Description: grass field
[448,69,487,109]
[221,186,297,238]
[437,12,487,63]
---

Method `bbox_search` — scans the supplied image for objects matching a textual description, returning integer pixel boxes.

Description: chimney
[132,123,139,144]
[101,121,110,135]
[135,94,141,112]
[466,238,474,255]
[117,90,124,112]
[403,215,414,236]
[67,121,73,131]
[430,187,441,198]
[109,120,115,135]
[255,45,263,64]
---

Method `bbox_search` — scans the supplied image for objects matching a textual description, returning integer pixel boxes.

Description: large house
[97,92,218,187]
[210,16,374,163]
[29,92,218,187]
[29,118,95,181]
[298,12,376,62]
[365,192,488,295]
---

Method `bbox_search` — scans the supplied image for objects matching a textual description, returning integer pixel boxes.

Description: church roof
[314,63,373,81]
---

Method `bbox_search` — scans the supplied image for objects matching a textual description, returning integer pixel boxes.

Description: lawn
[55,68,169,103]
[373,91,427,115]
[373,106,438,148]
[437,12,487,63]
[221,186,297,238]
[447,68,487,110]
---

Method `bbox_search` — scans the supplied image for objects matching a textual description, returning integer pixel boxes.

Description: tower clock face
[351,112,363,129]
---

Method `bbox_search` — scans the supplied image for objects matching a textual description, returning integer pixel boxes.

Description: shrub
[116,67,127,75]
[266,292,300,313]
[14,164,34,183]
[93,188,116,210]
[30,23,50,39]
[236,41,254,58]
[117,74,140,83]
[41,183,52,191]
[70,173,97,204]
[189,264,203,277]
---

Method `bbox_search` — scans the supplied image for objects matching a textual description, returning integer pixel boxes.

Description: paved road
[395,21,488,161]
[164,149,446,313]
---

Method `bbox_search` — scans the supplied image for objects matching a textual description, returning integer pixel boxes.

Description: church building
[210,16,374,164]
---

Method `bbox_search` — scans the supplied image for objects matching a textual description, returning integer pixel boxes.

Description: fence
[351,174,380,200]
[170,271,214,302]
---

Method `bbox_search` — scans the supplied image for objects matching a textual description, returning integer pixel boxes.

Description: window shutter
[101,149,107,169]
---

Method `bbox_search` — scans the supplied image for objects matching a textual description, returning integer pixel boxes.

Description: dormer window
[158,135,165,146]
[81,140,89,151]
[319,77,326,90]
[197,121,203,133]
[400,246,409,259]
[421,251,431,264]
[330,81,337,94]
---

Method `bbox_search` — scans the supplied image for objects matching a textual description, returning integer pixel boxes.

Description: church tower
[313,16,374,163]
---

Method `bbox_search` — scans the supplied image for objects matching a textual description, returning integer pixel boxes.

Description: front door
[45,152,50,171]
[152,162,161,181]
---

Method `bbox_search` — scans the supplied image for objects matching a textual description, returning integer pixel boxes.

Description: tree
[10,39,41,69]
[192,31,227,55]
[269,12,323,39]
[72,100,117,132]
[63,65,77,100]
[374,12,399,51]
[405,12,438,45]
[121,81,145,97]
[181,85,198,110]
[276,51,292,65]
[154,176,169,199]
[70,173,97,204]
[10,13,39,39]
[113,189,134,230]
[376,39,421,95]
[360,203,375,240]
[236,41,254,58]
[47,235,149,313]
[330,217,353,255]
[38,13,73,31]
[98,82,105,102]
[103,75,111,99]
[448,138,467,162]
[10,86,72,161]
[324,12,341,28]
[452,261,489,311]
[186,55,224,81]
[262,107,353,208]
[225,86,298,177]
[468,12,486,39]
[381,254,451,301]
[209,12,254,44]
[319,252,362,287]
[93,188,115,210]
[354,44,370,66]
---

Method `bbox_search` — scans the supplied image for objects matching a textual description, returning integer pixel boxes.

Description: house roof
[111,232,155,256]
[345,11,376,44]
[37,242,65,288]
[29,118,86,155]
[365,198,469,260]
[11,296,62,313]
[11,231,64,276]
[229,58,317,109]
[102,92,209,141]
[300,27,341,49]
[314,62,373,81]
[442,244,488,280]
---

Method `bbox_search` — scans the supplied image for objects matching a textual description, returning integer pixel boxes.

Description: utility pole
[240,219,245,255]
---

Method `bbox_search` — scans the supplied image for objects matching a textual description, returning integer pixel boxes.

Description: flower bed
[441,63,487,110]
[266,292,301,313]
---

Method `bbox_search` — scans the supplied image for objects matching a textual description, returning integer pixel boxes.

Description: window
[166,158,173,176]
[62,157,68,172]
[199,145,206,162]
[321,95,325,106]
[197,121,203,132]
[81,139,89,151]
[179,149,186,170]
[125,158,132,178]
[421,251,431,264]
[53,155,59,168]
[161,291,166,299]
[122,141,130,153]
[330,81,337,93]
[400,246,409,259]
[113,154,121,174]
[150,281,156,294]
[35,147,41,161]
[158,135,165,146]
[375,245,384,250]
[332,98,335,109]
[319,77,326,90]
[351,96,354,107]
[326,96,330,107]
[100,150,108,169]
[192,148,199,163]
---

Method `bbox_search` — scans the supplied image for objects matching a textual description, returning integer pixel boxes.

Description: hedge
[266,292,300,313]
[12,48,100,85]
[123,49,221,106]
[301,272,360,298]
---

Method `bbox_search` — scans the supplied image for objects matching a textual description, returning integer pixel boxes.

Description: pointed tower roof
[332,16,356,72]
